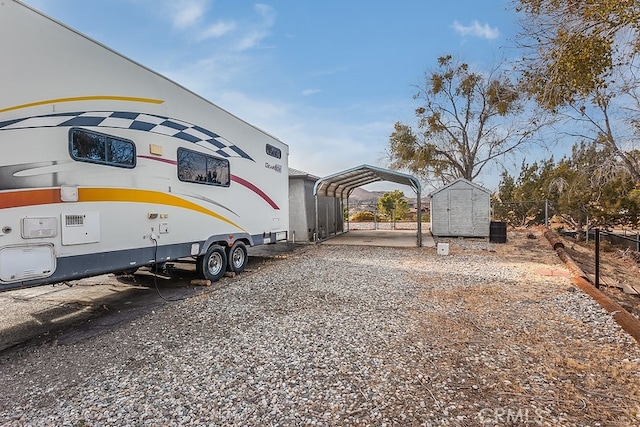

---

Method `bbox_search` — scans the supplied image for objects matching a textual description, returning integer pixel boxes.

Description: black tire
[227,241,248,274]
[196,245,227,282]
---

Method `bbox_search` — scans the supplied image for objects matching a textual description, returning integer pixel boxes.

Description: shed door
[449,189,473,234]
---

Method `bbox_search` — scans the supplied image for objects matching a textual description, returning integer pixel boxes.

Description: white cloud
[216,91,290,125]
[198,21,236,40]
[235,30,271,51]
[452,20,499,40]
[233,4,276,51]
[159,2,275,51]
[160,52,253,95]
[309,67,348,77]
[301,88,321,96]
[205,91,398,178]
[170,0,207,30]
[254,3,276,26]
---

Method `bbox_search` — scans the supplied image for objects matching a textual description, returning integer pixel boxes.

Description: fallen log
[544,228,640,344]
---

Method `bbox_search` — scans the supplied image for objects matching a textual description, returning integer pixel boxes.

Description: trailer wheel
[227,241,248,274]
[197,245,227,282]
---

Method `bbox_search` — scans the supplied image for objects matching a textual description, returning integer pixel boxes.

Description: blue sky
[22,0,522,192]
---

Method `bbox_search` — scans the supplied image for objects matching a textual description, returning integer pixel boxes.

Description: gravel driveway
[1,233,639,426]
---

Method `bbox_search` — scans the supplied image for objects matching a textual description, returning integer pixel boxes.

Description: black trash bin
[490,221,507,243]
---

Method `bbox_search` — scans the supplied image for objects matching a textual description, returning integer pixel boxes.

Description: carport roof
[312,164,423,247]
[313,164,421,199]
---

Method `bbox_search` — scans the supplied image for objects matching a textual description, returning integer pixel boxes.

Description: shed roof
[313,164,421,199]
[289,167,319,181]
[429,177,492,197]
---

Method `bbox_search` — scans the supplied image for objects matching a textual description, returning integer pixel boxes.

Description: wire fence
[593,229,640,288]
[492,199,640,245]
[491,199,551,228]
[347,221,421,231]
[493,199,640,292]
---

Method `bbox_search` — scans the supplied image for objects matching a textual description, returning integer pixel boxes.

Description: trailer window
[177,148,230,187]
[266,143,281,159]
[69,128,135,168]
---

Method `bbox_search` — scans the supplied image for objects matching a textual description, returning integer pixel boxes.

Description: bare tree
[388,55,542,185]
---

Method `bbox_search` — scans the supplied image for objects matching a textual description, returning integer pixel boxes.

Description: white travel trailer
[0,1,289,291]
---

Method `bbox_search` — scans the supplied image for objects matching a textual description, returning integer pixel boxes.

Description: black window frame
[177,147,230,187]
[69,127,136,168]
[266,143,282,159]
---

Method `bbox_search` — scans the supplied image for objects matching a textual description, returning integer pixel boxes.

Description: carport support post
[374,205,378,230]
[416,194,422,247]
[595,228,600,289]
[314,194,319,242]
[325,198,329,238]
[345,197,349,231]
[392,202,396,230]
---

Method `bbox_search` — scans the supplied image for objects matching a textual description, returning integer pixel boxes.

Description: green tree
[388,55,539,184]
[496,141,640,230]
[377,190,409,221]
[515,0,640,183]
[494,159,554,227]
[492,170,517,223]
[555,143,640,229]
[516,0,640,109]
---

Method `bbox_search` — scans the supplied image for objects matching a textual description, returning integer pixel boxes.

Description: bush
[350,211,375,222]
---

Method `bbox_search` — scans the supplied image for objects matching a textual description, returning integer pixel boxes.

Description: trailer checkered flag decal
[0,111,254,161]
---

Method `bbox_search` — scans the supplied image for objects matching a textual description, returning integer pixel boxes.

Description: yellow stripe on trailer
[0,96,164,113]
[78,187,245,231]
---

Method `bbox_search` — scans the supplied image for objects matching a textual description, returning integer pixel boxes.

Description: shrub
[350,211,375,222]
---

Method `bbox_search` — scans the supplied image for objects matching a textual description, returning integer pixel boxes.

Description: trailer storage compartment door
[0,244,56,282]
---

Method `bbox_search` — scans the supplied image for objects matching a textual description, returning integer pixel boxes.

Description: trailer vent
[65,215,84,226]
[61,212,100,245]
[21,217,57,239]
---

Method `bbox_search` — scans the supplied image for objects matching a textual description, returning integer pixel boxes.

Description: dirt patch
[2,230,640,425]
[418,228,640,424]
[559,233,640,319]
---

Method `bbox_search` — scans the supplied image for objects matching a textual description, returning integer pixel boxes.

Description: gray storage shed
[289,168,343,242]
[430,178,491,237]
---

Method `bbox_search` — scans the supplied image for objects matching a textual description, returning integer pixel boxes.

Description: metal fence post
[374,207,378,230]
[545,199,548,227]
[595,228,600,289]
[586,216,589,244]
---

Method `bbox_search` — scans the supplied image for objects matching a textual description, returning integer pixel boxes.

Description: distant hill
[349,188,384,203]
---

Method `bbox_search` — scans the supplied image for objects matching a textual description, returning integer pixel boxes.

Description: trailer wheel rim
[206,252,224,276]
[231,247,246,269]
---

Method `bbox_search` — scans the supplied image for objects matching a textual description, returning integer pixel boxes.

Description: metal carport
[313,164,423,247]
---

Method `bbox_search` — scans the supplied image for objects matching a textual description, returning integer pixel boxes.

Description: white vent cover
[61,212,100,245]
[21,217,57,239]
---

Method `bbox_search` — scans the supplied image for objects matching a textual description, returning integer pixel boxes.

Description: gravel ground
[1,232,640,426]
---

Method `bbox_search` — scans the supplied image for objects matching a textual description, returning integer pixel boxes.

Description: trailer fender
[198,233,253,256]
